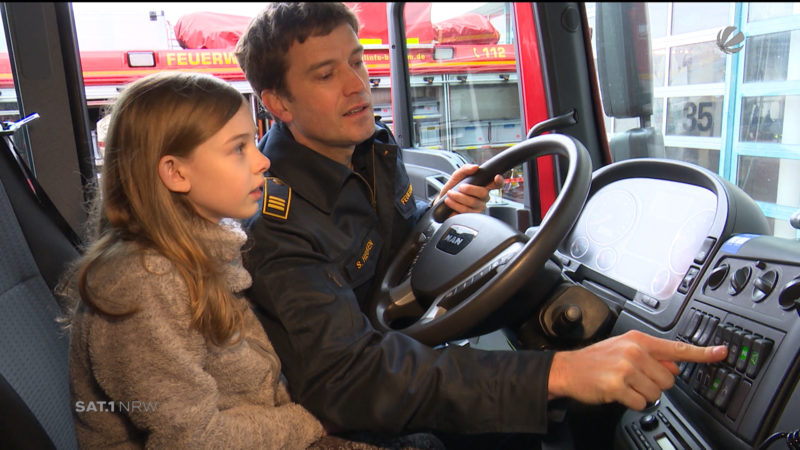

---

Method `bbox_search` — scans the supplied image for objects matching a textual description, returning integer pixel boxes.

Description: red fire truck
[1,3,522,141]
[3,3,534,205]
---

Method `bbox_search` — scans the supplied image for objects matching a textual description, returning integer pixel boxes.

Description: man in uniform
[235,2,727,446]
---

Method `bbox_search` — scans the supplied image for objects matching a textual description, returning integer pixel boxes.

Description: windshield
[4,2,796,238]
[586,2,800,239]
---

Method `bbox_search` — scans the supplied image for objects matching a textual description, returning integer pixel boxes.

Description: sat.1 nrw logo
[717,26,745,54]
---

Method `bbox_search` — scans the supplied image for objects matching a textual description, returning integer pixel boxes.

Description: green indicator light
[739,346,749,361]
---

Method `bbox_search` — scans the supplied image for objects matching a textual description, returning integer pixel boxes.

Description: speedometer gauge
[585,188,637,245]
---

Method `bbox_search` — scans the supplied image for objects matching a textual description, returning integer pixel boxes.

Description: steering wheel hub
[412,213,519,302]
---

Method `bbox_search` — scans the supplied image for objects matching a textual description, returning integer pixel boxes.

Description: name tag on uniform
[345,229,383,288]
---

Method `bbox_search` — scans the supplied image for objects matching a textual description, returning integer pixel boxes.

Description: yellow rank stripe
[263,177,292,220]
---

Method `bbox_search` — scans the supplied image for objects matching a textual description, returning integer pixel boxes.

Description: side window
[0,14,24,147]
[365,2,525,205]
[0,14,28,162]
[0,20,20,121]
[414,3,524,204]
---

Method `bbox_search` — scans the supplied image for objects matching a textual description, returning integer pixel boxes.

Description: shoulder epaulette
[262,177,292,221]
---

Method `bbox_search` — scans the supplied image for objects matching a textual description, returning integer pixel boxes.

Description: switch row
[677,309,718,346]
[676,309,774,421]
[679,361,751,421]
[679,309,773,379]
[713,323,772,378]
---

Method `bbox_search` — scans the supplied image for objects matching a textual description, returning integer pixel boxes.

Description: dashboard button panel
[621,236,800,450]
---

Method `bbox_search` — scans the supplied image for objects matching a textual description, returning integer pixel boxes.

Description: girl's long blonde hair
[74,72,248,345]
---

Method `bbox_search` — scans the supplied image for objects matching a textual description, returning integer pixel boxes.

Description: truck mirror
[594,3,653,120]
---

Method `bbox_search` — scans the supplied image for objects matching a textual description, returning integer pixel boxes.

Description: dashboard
[552,159,800,450]
[565,178,717,302]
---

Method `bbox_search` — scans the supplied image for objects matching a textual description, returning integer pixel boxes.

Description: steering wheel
[370,134,592,346]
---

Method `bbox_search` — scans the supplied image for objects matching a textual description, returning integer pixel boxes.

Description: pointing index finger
[644,335,728,363]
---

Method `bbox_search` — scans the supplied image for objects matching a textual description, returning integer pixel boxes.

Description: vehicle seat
[0,134,80,449]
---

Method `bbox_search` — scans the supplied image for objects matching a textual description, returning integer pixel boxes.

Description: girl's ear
[261,89,293,123]
[158,155,191,193]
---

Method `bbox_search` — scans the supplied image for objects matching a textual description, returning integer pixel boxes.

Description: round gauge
[596,248,617,272]
[570,236,590,259]
[669,209,715,274]
[585,188,638,245]
[650,268,674,299]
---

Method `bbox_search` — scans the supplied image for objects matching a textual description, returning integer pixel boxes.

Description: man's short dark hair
[235,2,360,101]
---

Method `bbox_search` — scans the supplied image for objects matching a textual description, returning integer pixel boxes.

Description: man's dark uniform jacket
[244,120,554,434]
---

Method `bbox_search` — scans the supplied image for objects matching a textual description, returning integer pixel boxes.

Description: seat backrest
[0,134,79,449]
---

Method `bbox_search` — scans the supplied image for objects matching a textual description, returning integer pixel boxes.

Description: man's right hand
[547,330,728,410]
[435,164,504,215]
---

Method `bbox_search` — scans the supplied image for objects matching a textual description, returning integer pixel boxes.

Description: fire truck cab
[0,2,799,450]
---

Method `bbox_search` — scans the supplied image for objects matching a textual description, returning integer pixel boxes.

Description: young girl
[63,71,328,448]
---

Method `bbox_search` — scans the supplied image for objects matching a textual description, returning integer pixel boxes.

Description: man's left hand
[436,164,504,215]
